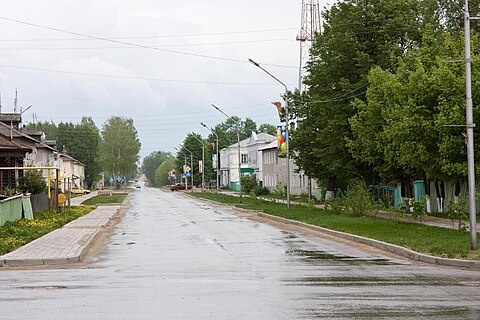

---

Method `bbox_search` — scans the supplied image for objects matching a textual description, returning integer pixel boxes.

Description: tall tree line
[290,0,480,199]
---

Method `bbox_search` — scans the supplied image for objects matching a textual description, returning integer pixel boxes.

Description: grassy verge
[0,206,94,255]
[81,193,128,206]
[192,193,480,260]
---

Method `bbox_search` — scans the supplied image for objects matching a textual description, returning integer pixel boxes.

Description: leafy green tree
[57,117,101,188]
[258,123,277,135]
[176,133,209,187]
[100,116,141,179]
[155,157,177,187]
[23,121,58,140]
[142,151,172,186]
[289,0,423,198]
[348,28,480,201]
[207,117,257,149]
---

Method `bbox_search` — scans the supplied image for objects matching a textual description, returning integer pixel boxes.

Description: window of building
[241,153,248,164]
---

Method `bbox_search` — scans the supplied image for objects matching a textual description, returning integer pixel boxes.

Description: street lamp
[212,103,242,202]
[192,135,206,192]
[201,122,219,194]
[249,58,291,209]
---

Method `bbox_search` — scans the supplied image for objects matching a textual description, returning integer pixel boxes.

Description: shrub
[18,170,47,194]
[241,174,258,193]
[343,181,374,216]
[253,185,270,196]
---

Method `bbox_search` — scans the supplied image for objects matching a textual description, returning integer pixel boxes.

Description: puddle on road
[302,305,478,319]
[286,249,399,266]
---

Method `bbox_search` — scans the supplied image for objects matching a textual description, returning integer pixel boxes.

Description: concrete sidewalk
[0,205,121,267]
[70,190,99,206]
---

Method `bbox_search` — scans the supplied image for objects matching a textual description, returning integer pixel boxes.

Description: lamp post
[192,135,205,192]
[464,0,477,250]
[212,103,242,202]
[201,122,219,194]
[249,58,291,209]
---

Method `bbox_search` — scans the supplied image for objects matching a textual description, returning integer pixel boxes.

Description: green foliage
[272,182,286,198]
[100,116,141,179]
[58,117,101,188]
[290,0,423,188]
[25,117,101,188]
[241,174,270,196]
[252,185,270,196]
[396,196,428,221]
[18,170,47,194]
[208,117,258,150]
[142,151,172,186]
[176,133,211,187]
[258,123,277,135]
[24,121,58,140]
[448,196,469,231]
[241,174,257,193]
[155,157,177,187]
[343,182,375,216]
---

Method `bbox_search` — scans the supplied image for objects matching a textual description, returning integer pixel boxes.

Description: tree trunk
[424,176,431,213]
[325,176,336,201]
[435,181,442,213]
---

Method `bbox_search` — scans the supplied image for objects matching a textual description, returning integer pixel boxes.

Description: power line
[0,28,297,42]
[0,16,297,69]
[0,63,297,86]
[0,38,293,51]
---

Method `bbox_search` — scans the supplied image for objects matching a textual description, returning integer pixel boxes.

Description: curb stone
[255,211,480,269]
[188,194,480,270]
[0,207,120,268]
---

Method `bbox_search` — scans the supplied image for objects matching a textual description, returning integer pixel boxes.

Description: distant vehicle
[134,183,141,188]
[71,187,91,195]
[170,183,192,191]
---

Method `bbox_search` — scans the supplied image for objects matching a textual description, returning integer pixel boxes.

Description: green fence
[0,194,33,226]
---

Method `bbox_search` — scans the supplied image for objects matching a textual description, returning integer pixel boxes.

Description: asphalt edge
[187,193,480,270]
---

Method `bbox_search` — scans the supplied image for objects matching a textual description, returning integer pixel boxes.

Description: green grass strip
[0,206,94,256]
[192,193,480,260]
[81,193,128,206]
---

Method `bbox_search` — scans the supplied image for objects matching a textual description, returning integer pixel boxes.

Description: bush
[241,174,258,193]
[18,170,47,194]
[272,182,286,198]
[253,185,270,196]
[343,181,374,216]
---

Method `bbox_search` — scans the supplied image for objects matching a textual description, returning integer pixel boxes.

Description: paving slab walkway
[0,205,121,267]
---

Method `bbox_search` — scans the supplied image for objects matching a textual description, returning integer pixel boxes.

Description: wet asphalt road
[1,186,480,319]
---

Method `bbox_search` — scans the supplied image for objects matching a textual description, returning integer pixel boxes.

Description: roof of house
[0,113,21,124]
[248,132,276,145]
[222,131,276,151]
[60,153,85,167]
[0,121,57,152]
[258,140,278,151]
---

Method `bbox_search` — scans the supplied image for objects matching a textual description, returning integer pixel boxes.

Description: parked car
[71,187,91,195]
[170,183,192,191]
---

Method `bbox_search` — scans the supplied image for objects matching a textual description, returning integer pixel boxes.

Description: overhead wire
[0,63,297,86]
[0,16,297,69]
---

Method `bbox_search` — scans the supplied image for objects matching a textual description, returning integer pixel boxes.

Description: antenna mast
[296,0,321,92]
[14,88,18,113]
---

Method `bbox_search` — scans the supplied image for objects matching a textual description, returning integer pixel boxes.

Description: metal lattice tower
[296,0,321,91]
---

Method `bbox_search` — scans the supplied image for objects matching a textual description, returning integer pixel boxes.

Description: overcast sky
[0,0,330,160]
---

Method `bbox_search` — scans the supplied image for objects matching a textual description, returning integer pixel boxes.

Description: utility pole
[249,59,291,209]
[464,0,477,251]
[192,135,205,192]
[212,104,242,202]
